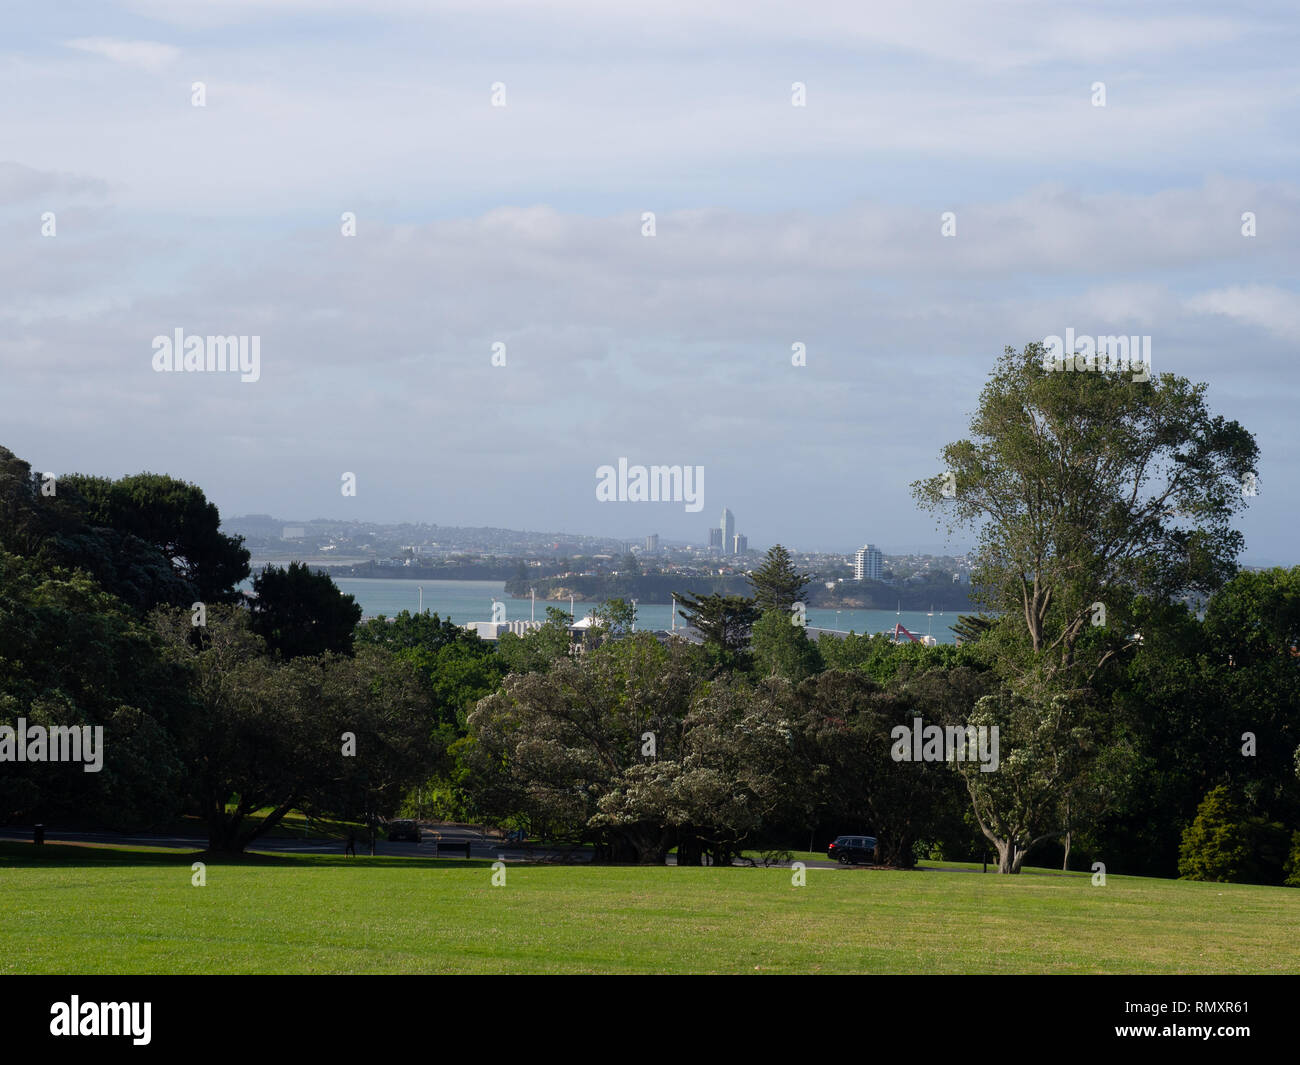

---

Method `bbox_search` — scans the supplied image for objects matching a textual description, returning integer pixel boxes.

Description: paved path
[0,824,852,867]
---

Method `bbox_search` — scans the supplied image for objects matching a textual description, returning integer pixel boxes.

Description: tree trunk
[676,828,703,867]
[1062,830,1071,871]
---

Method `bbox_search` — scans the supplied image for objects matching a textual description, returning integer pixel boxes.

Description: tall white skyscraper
[721,508,735,555]
[854,543,883,581]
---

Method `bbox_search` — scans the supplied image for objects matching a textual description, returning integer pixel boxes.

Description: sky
[2,1,1297,560]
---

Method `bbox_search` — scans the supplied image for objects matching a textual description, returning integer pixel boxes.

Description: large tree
[0,549,188,828]
[912,343,1258,679]
[910,343,1257,871]
[800,667,986,868]
[249,561,362,659]
[153,605,431,853]
[63,472,250,605]
[0,448,197,612]
[465,633,704,861]
[748,543,813,614]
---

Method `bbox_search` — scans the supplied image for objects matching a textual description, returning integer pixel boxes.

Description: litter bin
[34,824,44,846]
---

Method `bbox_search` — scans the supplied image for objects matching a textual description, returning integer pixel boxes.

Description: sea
[323,577,961,644]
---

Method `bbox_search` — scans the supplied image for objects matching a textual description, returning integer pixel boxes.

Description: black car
[386,819,421,842]
[827,835,876,864]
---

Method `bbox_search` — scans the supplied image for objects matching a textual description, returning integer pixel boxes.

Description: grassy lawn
[2,841,1297,974]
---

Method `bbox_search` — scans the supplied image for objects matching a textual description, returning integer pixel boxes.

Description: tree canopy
[912,343,1258,678]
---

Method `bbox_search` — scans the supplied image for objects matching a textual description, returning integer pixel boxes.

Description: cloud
[64,37,180,70]
[0,161,108,204]
[1186,285,1300,341]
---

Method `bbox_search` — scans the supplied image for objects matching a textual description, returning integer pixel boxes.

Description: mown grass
[2,841,1296,974]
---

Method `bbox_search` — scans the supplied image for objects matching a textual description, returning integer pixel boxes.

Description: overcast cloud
[1,1,1296,558]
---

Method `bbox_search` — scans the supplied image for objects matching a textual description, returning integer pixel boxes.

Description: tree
[674,592,759,669]
[466,634,703,862]
[0,447,79,558]
[1179,786,1254,882]
[592,597,637,638]
[467,633,804,865]
[0,549,188,828]
[955,687,1098,872]
[750,610,823,683]
[912,344,1258,679]
[355,609,504,821]
[0,447,198,612]
[951,613,995,645]
[153,605,432,853]
[748,544,813,614]
[800,669,972,868]
[495,606,574,674]
[249,561,362,659]
[63,472,250,604]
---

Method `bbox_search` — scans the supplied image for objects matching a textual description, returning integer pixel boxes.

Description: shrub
[1179,786,1252,882]
[1179,786,1290,884]
[1284,831,1300,888]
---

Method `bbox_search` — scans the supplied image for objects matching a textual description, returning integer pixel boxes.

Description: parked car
[386,819,421,842]
[827,835,877,864]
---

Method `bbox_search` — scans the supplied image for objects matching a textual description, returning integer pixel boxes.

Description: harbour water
[330,577,962,644]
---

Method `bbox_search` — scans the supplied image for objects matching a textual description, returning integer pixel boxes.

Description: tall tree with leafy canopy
[62,471,250,604]
[673,592,760,670]
[250,561,362,659]
[154,605,432,853]
[912,343,1257,679]
[748,543,813,614]
[0,448,199,611]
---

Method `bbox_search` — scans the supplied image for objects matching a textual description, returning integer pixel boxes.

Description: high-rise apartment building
[853,543,883,581]
[733,534,748,555]
[708,528,723,549]
[645,533,659,553]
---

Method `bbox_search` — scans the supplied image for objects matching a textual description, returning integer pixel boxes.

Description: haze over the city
[3,1,1297,561]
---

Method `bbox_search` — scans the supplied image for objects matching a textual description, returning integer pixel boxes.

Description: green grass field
[3,841,1298,974]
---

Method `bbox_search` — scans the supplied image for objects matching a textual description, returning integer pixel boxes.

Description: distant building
[733,533,748,555]
[708,528,723,549]
[646,533,660,553]
[854,543,883,581]
[721,508,736,554]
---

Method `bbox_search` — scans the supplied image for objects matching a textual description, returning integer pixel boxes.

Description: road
[0,824,846,867]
